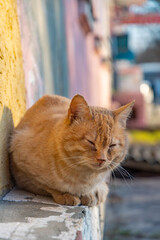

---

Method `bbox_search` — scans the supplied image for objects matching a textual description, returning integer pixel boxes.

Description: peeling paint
[1,188,102,240]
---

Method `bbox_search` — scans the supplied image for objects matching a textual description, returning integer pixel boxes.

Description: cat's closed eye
[108,144,117,154]
[87,139,95,146]
[86,139,97,151]
[109,143,117,148]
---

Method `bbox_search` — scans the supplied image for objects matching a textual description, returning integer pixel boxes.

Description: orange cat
[10,94,134,206]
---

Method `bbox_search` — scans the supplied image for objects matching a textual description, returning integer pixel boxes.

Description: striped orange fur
[10,94,134,206]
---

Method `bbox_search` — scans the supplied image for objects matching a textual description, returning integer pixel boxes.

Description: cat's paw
[81,183,109,207]
[95,184,109,205]
[81,193,97,207]
[53,192,81,206]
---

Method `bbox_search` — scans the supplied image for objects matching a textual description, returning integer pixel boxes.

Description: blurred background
[16,0,160,239]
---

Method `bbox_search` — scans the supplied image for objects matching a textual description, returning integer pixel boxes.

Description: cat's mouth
[90,162,108,172]
[97,158,106,166]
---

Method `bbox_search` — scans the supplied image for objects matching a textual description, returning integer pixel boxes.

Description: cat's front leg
[49,189,81,206]
[81,182,109,207]
[95,182,109,205]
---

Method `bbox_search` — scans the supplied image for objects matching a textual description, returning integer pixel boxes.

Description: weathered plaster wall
[0,0,26,198]
[17,0,69,108]
[17,0,45,108]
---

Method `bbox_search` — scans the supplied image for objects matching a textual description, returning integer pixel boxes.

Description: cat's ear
[113,101,135,128]
[68,95,92,123]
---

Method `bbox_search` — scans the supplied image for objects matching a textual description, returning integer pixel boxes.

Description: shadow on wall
[0,106,14,199]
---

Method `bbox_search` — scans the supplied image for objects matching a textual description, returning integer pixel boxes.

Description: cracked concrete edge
[1,188,102,240]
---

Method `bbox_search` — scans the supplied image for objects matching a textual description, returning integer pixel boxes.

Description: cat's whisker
[107,166,113,182]
[50,160,85,179]
[52,156,86,167]
[114,167,130,186]
[118,165,134,181]
[108,165,117,186]
[56,155,85,161]
[110,162,133,183]
[55,157,90,171]
[108,162,129,186]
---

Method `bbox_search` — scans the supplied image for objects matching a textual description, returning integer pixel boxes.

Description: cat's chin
[89,164,108,172]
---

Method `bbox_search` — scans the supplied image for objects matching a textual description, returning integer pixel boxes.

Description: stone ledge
[0,188,102,240]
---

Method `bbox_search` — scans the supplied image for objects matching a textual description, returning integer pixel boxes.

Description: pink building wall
[64,0,112,108]
[17,0,111,109]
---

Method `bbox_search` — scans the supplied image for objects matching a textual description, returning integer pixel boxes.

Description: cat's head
[62,95,134,172]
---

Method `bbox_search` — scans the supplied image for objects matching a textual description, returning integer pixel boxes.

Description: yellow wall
[0,0,26,198]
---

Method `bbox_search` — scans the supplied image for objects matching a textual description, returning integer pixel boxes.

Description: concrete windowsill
[0,188,104,240]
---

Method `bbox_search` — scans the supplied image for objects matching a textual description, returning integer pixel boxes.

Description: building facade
[0,0,112,198]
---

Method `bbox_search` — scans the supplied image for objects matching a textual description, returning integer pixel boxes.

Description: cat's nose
[97,151,106,160]
[97,158,106,166]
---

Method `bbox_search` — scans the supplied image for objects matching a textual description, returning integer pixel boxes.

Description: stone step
[0,188,102,240]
